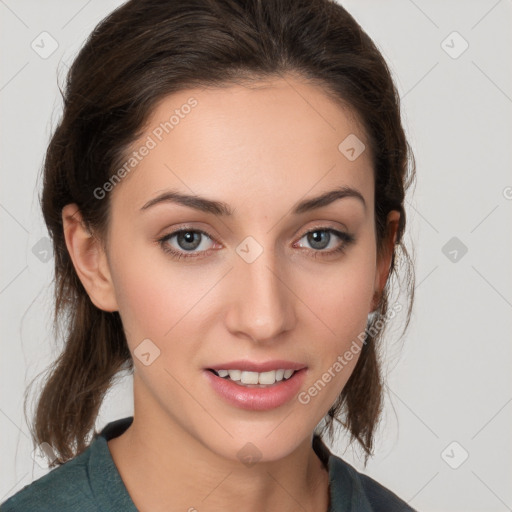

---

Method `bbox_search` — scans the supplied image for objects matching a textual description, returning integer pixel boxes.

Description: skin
[62,74,399,512]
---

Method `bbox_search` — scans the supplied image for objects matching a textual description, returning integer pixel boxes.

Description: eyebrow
[140,185,366,216]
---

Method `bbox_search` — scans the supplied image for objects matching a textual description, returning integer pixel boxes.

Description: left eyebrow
[139,185,366,215]
[292,186,366,214]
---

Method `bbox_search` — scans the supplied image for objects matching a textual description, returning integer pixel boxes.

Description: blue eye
[295,228,355,255]
[157,229,215,260]
[156,227,355,261]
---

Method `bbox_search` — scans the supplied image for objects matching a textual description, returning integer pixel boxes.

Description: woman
[1,0,416,510]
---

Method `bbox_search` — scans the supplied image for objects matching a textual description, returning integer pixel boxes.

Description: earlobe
[61,204,119,312]
[371,210,400,312]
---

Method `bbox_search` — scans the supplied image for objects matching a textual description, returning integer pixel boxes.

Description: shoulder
[0,443,98,512]
[313,434,416,511]
[328,452,417,511]
[335,457,416,512]
[348,464,416,511]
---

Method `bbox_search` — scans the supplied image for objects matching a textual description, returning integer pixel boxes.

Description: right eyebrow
[140,189,234,216]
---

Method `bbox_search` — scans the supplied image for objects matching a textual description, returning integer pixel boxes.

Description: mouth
[203,365,308,410]
[206,368,300,388]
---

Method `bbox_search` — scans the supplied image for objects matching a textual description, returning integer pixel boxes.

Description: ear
[62,203,119,312]
[371,210,400,312]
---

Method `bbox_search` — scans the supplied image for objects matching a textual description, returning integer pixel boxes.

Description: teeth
[258,371,277,385]
[227,369,242,381]
[215,369,297,385]
[241,371,259,384]
[283,369,294,379]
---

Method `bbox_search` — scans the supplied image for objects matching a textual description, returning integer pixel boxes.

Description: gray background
[1,1,511,510]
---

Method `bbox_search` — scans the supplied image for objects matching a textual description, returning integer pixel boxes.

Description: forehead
[109,76,373,218]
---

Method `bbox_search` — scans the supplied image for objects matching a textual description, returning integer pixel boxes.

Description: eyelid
[156,223,355,260]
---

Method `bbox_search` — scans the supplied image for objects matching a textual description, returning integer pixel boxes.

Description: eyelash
[156,226,356,261]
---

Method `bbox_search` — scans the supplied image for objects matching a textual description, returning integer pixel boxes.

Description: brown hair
[26,0,415,468]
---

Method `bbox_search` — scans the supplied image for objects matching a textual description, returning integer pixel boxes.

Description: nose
[224,248,296,344]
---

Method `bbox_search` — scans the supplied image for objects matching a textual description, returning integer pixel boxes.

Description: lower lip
[204,369,307,411]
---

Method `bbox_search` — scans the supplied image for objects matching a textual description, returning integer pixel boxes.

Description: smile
[208,368,297,386]
[204,367,308,410]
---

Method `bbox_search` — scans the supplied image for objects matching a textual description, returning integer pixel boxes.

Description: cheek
[108,237,176,342]
[109,242,216,354]
[297,265,373,413]
[109,224,377,357]
[296,239,376,402]
[302,251,376,338]
[112,272,168,340]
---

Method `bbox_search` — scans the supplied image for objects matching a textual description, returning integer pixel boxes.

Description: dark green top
[1,417,416,511]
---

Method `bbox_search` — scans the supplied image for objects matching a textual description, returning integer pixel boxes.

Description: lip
[206,360,307,372]
[204,367,308,411]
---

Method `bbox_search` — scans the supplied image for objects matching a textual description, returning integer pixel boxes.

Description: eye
[156,226,355,261]
[157,229,216,260]
[294,227,355,257]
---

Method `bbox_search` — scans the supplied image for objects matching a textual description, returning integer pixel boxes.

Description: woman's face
[93,75,396,461]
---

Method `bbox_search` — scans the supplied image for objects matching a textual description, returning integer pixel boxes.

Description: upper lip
[206,360,307,372]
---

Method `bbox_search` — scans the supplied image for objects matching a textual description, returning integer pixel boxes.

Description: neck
[107,412,330,512]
